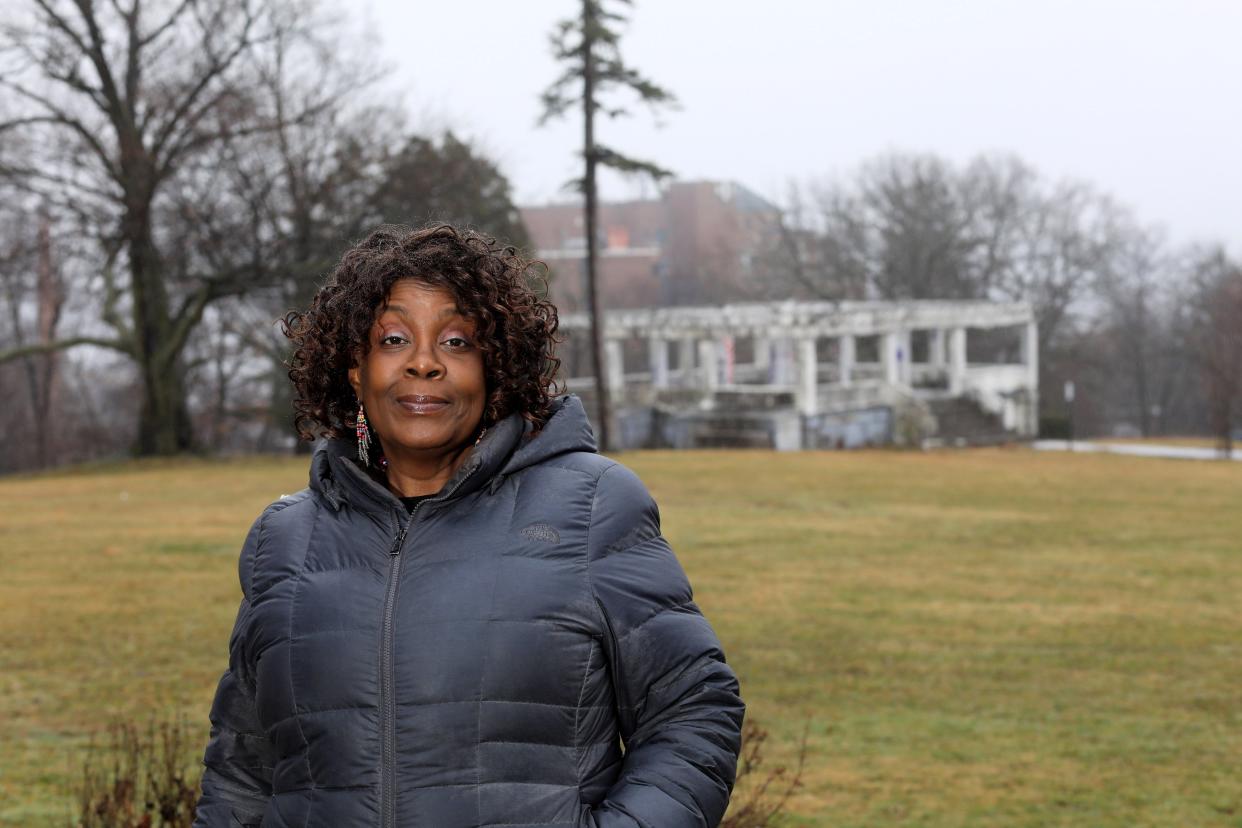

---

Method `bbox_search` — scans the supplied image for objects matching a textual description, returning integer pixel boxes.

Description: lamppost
[1064,380,1077,449]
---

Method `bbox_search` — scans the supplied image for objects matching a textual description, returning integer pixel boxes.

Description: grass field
[2,447,1240,826]
[1096,436,1229,449]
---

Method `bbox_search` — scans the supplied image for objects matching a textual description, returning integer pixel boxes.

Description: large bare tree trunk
[125,170,196,454]
[137,357,195,455]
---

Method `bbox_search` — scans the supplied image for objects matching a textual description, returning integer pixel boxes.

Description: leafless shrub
[71,716,201,828]
[722,718,811,827]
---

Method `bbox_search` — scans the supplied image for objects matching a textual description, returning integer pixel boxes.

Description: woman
[194,224,745,828]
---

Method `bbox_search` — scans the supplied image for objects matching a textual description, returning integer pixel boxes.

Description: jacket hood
[309,394,597,516]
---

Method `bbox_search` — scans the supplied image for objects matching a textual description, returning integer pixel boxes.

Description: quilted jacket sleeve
[583,463,746,828]
[193,510,277,827]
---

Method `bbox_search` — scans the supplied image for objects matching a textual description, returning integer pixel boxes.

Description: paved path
[1033,440,1241,462]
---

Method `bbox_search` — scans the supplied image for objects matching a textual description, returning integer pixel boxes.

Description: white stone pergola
[560,299,1040,437]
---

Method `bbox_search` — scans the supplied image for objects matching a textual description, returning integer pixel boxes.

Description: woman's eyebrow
[379,304,466,319]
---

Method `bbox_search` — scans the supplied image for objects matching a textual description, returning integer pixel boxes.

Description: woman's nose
[405,340,444,378]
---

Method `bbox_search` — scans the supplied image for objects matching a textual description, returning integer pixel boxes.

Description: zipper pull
[389,521,410,556]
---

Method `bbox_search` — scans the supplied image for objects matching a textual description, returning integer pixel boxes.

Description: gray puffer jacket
[195,394,744,828]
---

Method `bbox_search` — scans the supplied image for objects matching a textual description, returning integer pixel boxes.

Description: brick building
[521,180,781,313]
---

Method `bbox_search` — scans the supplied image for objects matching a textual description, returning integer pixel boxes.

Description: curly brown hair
[281,224,561,442]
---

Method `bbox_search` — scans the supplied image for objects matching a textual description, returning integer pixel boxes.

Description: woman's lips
[396,394,450,414]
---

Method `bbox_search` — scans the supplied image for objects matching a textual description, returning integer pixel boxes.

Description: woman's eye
[380,334,407,346]
[442,336,471,348]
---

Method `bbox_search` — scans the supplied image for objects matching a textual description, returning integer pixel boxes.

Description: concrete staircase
[926,396,1018,447]
[686,412,786,449]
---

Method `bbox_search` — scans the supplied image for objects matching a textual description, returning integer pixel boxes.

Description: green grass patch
[2,448,1240,825]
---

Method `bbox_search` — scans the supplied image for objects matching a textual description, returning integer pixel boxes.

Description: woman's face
[348,280,486,462]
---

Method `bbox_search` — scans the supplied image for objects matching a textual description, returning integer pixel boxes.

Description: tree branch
[162,259,266,370]
[0,336,130,364]
[150,1,259,165]
[160,286,209,367]
[115,0,141,115]
[31,0,92,57]
[98,242,132,341]
[0,78,120,180]
[69,0,129,126]
[138,0,192,48]
[0,159,119,202]
[593,143,672,179]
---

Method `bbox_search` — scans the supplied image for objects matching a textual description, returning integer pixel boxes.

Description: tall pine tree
[539,0,676,452]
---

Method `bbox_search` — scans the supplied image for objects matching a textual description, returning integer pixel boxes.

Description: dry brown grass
[2,447,1241,826]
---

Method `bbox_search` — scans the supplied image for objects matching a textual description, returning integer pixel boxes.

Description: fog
[366,0,1242,252]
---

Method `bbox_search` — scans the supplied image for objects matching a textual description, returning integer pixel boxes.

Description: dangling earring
[474,427,488,448]
[356,404,373,467]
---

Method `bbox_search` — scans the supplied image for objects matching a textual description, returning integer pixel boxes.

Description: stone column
[882,331,901,385]
[837,334,855,387]
[796,336,818,416]
[648,336,669,389]
[752,336,771,371]
[948,326,968,394]
[677,337,696,386]
[771,337,795,385]
[897,329,912,385]
[605,339,625,397]
[698,339,719,390]
[929,328,946,367]
[1020,320,1039,435]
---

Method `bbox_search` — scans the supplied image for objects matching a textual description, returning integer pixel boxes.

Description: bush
[72,716,201,828]
[1039,415,1072,439]
[68,714,806,826]
[722,718,810,827]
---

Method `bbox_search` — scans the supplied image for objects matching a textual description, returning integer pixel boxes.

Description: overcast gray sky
[364,0,1241,253]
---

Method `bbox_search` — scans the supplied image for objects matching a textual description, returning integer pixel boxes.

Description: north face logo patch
[521,523,560,544]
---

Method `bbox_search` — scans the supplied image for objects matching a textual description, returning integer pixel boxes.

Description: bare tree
[0,195,136,471]
[1182,247,1242,452]
[1090,220,1185,437]
[770,154,1014,303]
[858,154,987,300]
[0,199,69,465]
[760,181,870,301]
[770,153,1116,324]
[0,0,325,454]
[999,181,1115,349]
[0,209,41,469]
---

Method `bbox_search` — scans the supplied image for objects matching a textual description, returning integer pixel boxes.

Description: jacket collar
[309,394,595,517]
[500,393,597,476]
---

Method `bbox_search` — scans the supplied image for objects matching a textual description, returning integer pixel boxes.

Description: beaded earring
[356,404,373,467]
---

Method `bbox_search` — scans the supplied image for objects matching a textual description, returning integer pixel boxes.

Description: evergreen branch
[593,144,673,180]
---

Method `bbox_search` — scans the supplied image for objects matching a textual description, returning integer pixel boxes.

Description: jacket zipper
[379,463,478,828]
[380,512,411,828]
